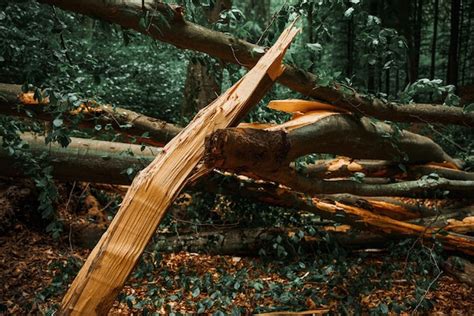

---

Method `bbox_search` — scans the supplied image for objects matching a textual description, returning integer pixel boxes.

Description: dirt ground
[0,222,473,315]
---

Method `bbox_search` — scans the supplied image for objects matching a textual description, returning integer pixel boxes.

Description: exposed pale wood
[268,99,347,114]
[301,158,473,181]
[58,25,299,315]
[7,134,472,223]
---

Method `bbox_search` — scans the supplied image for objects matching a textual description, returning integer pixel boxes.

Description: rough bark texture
[204,114,460,169]
[0,133,158,184]
[56,25,298,315]
[443,256,474,286]
[36,0,474,127]
[301,158,474,181]
[2,133,473,257]
[0,83,181,145]
[3,134,465,221]
[182,57,221,117]
[69,225,387,254]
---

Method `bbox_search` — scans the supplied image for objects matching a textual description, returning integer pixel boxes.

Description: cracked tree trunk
[56,25,298,315]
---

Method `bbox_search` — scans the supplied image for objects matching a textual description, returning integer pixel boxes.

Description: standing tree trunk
[430,0,439,80]
[460,0,472,86]
[447,0,461,87]
[413,0,423,82]
[367,0,378,93]
[346,0,354,78]
[182,56,222,118]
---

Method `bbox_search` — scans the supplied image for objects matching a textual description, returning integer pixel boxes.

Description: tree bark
[447,0,461,87]
[182,57,221,118]
[204,115,460,171]
[56,25,298,315]
[69,225,387,254]
[443,256,474,287]
[35,0,474,127]
[301,158,474,181]
[3,134,473,222]
[0,83,181,145]
[430,0,439,80]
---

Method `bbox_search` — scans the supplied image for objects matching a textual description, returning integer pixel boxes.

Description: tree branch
[37,0,474,126]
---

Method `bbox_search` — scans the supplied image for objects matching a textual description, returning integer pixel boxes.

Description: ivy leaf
[126,167,134,176]
[53,118,63,128]
[192,287,200,298]
[344,7,354,18]
[252,47,265,54]
[463,103,474,113]
[306,43,322,52]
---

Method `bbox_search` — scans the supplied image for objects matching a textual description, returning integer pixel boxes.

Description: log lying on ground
[302,158,474,181]
[0,83,181,145]
[205,128,473,197]
[2,133,473,256]
[69,224,387,253]
[443,256,474,286]
[2,134,472,222]
[37,0,474,127]
[70,212,474,253]
[0,133,159,184]
[206,115,460,168]
[57,25,299,315]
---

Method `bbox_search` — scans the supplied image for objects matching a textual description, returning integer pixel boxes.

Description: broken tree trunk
[37,0,474,126]
[57,25,299,315]
[0,83,181,145]
[2,133,473,256]
[205,127,473,197]
[2,134,473,222]
[205,115,460,168]
[301,158,474,181]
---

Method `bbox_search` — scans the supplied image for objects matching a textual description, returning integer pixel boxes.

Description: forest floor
[0,181,473,315]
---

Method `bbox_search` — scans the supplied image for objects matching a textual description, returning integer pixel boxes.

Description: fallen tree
[204,128,473,197]
[3,135,473,256]
[2,133,474,252]
[0,83,181,145]
[55,25,299,315]
[301,158,474,181]
[69,224,387,254]
[3,134,473,220]
[36,0,474,127]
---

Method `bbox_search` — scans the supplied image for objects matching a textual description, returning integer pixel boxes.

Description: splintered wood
[59,25,300,315]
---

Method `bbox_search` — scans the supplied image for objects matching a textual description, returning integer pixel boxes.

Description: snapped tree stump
[58,25,299,315]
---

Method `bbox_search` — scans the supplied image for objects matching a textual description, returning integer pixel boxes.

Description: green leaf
[53,118,63,128]
[344,7,354,18]
[192,287,200,298]
[379,303,389,314]
[252,282,264,291]
[252,47,265,54]
[464,103,474,113]
[306,43,322,52]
